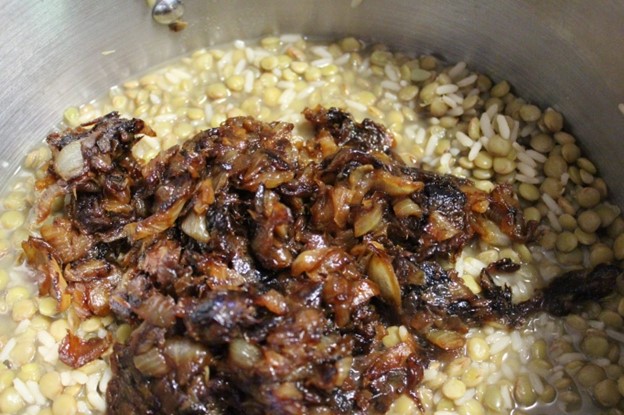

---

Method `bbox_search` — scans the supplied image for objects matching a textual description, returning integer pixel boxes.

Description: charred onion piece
[23,108,621,415]
[59,332,112,368]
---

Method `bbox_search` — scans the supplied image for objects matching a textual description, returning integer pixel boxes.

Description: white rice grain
[0,338,16,362]
[88,391,107,412]
[243,70,255,93]
[26,380,46,406]
[276,81,295,90]
[384,64,400,82]
[479,113,494,138]
[447,93,464,105]
[456,73,478,88]
[13,378,34,404]
[588,320,606,330]
[425,133,440,157]
[233,58,247,75]
[297,85,315,100]
[455,131,473,148]
[467,141,482,161]
[486,104,499,119]
[311,58,332,68]
[77,401,90,413]
[311,46,332,59]
[606,328,624,344]
[454,388,475,405]
[547,211,562,232]
[510,331,523,351]
[501,363,514,380]
[526,149,547,163]
[334,53,350,66]
[594,358,611,367]
[61,371,75,387]
[448,61,467,79]
[15,319,30,335]
[216,51,232,71]
[501,385,513,409]
[72,370,89,385]
[520,122,536,137]
[510,119,520,141]
[278,89,296,110]
[381,80,401,91]
[447,106,464,117]
[496,114,510,139]
[561,172,570,186]
[415,128,427,144]
[517,162,538,178]
[619,103,624,115]
[489,336,511,354]
[383,91,398,101]
[542,194,562,214]
[244,47,255,63]
[557,353,585,365]
[528,372,545,394]
[99,368,113,394]
[442,95,458,108]
[516,151,537,167]
[464,257,486,276]
[436,84,459,95]
[345,99,367,113]
[279,33,302,43]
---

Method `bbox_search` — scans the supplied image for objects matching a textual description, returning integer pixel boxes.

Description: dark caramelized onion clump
[23,107,620,414]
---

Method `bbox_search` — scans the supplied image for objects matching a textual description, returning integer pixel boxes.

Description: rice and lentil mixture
[1,34,624,414]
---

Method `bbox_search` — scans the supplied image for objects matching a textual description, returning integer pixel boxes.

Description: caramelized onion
[133,348,169,377]
[180,211,210,243]
[54,139,85,180]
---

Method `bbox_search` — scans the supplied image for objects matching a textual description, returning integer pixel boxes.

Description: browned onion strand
[22,107,620,414]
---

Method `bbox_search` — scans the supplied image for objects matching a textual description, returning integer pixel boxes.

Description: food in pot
[0,35,623,414]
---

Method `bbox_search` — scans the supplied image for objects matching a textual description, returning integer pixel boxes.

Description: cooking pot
[0,0,622,207]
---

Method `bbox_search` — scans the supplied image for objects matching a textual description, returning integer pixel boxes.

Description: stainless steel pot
[1,1,622,205]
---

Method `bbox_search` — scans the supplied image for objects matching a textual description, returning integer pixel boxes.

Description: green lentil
[540,231,557,250]
[594,379,620,407]
[590,243,615,267]
[556,247,584,265]
[574,228,597,245]
[580,168,594,184]
[519,104,541,122]
[577,209,601,233]
[577,157,597,174]
[597,203,621,228]
[600,310,623,329]
[530,133,555,153]
[542,109,564,132]
[492,157,515,175]
[0,387,24,413]
[556,231,578,252]
[206,82,229,100]
[581,335,610,358]
[558,213,577,231]
[543,155,567,178]
[518,183,540,201]
[576,186,601,209]
[472,168,493,180]
[514,375,537,407]
[485,134,512,157]
[490,80,510,98]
